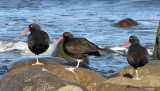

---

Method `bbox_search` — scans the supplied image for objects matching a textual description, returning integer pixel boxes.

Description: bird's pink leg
[32,55,44,65]
[76,60,81,68]
[132,69,141,80]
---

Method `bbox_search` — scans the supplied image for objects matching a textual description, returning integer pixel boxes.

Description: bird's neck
[30,29,41,32]
[64,38,72,42]
[130,43,140,47]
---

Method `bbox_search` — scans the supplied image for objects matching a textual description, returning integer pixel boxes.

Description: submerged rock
[7,56,66,72]
[51,40,89,64]
[106,60,160,91]
[114,18,138,27]
[0,70,88,91]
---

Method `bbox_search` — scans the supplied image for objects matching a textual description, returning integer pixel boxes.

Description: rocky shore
[2,56,160,91]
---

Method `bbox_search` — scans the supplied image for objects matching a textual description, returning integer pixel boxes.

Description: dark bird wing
[65,38,100,54]
[127,45,149,68]
[28,31,50,54]
[28,31,50,47]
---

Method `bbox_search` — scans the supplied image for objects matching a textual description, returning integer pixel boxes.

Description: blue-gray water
[0,0,159,78]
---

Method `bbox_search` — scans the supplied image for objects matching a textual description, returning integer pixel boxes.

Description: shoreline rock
[7,56,66,72]
[3,56,160,90]
[0,70,88,91]
[3,60,106,91]
[105,60,160,91]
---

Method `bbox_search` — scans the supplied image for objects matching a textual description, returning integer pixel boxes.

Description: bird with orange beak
[17,24,50,65]
[121,36,149,80]
[55,32,101,68]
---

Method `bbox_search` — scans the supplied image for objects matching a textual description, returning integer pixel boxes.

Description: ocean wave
[99,45,153,56]
[0,41,56,56]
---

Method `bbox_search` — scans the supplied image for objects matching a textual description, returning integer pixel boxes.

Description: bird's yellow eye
[64,33,67,36]
[30,25,33,27]
[129,37,132,39]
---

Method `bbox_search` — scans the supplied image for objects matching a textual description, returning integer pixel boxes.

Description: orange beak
[120,41,130,47]
[54,36,64,43]
[17,29,30,37]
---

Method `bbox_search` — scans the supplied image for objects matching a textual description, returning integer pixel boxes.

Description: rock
[7,56,66,72]
[106,60,160,91]
[153,20,160,60]
[114,18,138,27]
[64,61,91,69]
[0,70,88,91]
[96,83,147,91]
[57,85,85,91]
[51,40,89,64]
[154,86,160,91]
[3,64,105,91]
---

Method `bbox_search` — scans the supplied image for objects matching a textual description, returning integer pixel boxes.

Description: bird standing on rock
[55,32,101,68]
[17,24,50,65]
[121,36,149,80]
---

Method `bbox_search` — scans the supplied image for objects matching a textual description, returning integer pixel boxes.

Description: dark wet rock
[96,83,147,91]
[114,18,138,27]
[0,70,88,91]
[51,40,89,64]
[106,60,160,91]
[3,64,105,91]
[64,61,91,69]
[7,56,66,72]
[153,20,160,60]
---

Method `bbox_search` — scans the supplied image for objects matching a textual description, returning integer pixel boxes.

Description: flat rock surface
[7,56,66,72]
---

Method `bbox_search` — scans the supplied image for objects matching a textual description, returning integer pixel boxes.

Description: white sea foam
[110,46,128,51]
[109,46,153,55]
[101,0,150,7]
[110,46,128,54]
[0,41,56,56]
[0,41,28,53]
[138,21,152,25]
[7,22,19,25]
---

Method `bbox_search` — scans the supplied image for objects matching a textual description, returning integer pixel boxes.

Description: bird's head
[54,32,73,43]
[17,24,41,37]
[121,36,140,47]
[63,32,73,40]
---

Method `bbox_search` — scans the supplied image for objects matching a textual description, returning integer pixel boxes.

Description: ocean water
[0,0,159,78]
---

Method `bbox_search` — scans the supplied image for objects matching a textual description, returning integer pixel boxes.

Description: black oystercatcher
[55,32,101,68]
[17,24,50,65]
[121,36,149,80]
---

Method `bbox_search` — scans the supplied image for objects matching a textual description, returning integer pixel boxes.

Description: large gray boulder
[4,64,105,91]
[0,70,88,91]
